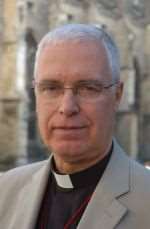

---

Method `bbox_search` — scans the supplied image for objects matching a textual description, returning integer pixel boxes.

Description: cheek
[36,97,55,122]
[89,100,115,134]
[36,102,54,139]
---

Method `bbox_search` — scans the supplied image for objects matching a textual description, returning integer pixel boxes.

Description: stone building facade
[0,0,27,170]
[0,0,150,170]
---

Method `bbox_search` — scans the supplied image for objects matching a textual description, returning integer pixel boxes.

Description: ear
[32,80,35,89]
[115,81,124,110]
[32,80,38,112]
[32,80,37,95]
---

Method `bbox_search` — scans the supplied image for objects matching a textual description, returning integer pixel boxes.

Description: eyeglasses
[33,80,119,103]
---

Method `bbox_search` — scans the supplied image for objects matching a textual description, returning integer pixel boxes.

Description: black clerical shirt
[35,144,112,229]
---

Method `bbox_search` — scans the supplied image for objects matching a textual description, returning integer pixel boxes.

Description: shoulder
[114,139,150,187]
[0,159,49,186]
[113,140,150,198]
[119,159,150,226]
[130,159,150,191]
[113,144,150,225]
[119,156,150,213]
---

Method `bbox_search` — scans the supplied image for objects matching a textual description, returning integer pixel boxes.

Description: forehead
[36,39,112,82]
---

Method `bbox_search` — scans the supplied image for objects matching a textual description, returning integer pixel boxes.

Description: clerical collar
[50,143,113,190]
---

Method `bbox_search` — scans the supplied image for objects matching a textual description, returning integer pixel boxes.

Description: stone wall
[1,0,150,170]
[0,0,3,89]
[0,0,26,170]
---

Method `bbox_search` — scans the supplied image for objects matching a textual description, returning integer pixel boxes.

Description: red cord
[64,194,92,229]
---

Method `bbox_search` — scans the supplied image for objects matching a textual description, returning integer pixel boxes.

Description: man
[0,24,150,229]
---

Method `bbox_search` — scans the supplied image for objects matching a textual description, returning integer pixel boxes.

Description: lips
[53,126,86,130]
[51,124,88,140]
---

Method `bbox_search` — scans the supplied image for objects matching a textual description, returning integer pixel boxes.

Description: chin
[50,141,87,161]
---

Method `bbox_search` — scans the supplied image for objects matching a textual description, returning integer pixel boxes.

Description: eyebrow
[76,80,103,85]
[35,79,61,85]
[36,79,103,85]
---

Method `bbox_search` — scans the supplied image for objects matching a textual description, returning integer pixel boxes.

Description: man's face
[35,39,123,168]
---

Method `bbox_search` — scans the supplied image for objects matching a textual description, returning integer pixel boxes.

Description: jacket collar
[78,140,130,229]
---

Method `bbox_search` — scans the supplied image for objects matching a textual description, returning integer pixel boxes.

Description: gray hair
[34,24,120,81]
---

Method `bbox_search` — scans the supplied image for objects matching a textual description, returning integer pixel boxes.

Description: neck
[53,142,112,174]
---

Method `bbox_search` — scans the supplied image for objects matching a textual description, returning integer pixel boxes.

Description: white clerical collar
[50,157,74,189]
[53,171,74,189]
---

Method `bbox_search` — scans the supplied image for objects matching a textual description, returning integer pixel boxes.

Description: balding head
[34,24,120,82]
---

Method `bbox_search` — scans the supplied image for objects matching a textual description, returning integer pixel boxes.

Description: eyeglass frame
[32,79,120,103]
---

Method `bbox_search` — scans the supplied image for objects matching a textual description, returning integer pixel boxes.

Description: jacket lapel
[10,159,51,229]
[78,141,130,229]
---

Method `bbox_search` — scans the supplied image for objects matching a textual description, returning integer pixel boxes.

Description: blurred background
[0,0,150,171]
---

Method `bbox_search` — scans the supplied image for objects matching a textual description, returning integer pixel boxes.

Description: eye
[86,85,99,91]
[38,84,60,92]
[80,84,102,92]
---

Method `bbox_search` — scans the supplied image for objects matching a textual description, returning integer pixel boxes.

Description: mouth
[53,126,86,130]
[51,125,88,140]
[52,125,87,134]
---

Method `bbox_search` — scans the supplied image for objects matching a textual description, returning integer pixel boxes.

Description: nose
[58,90,80,116]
